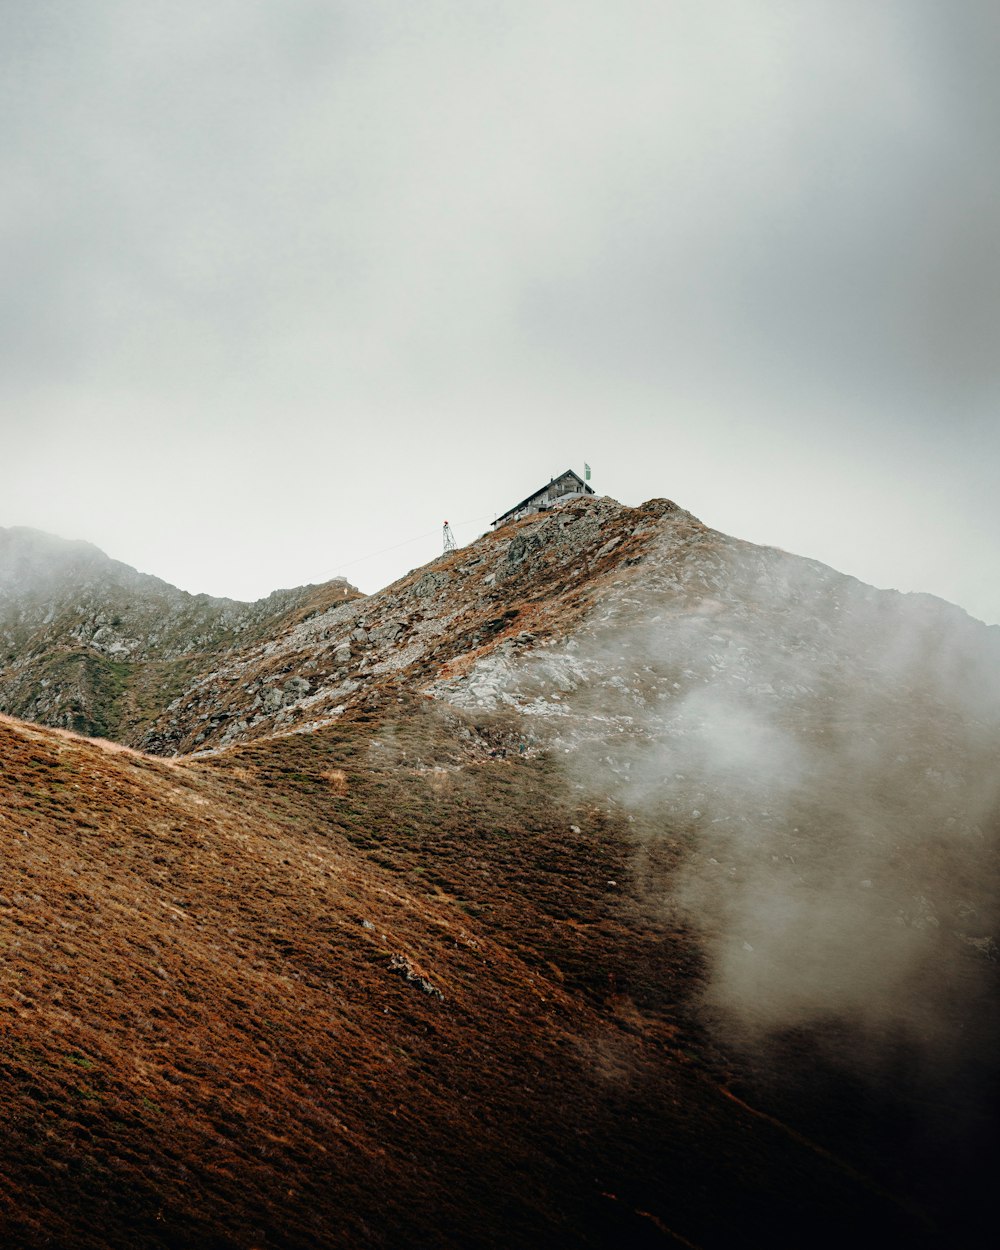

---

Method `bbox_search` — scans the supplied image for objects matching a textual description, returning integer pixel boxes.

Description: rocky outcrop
[63,494,993,776]
[132,495,685,752]
[4,501,999,765]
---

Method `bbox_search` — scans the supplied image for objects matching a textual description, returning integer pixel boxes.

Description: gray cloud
[0,2,996,616]
[520,2,1000,421]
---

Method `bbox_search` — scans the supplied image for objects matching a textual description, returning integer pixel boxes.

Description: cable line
[320,512,494,582]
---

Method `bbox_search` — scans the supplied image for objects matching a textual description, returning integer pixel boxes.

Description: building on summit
[492,468,595,529]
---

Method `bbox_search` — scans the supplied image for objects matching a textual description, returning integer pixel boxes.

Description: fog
[513,529,1000,1062]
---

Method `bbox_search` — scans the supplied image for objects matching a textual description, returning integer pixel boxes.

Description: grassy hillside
[1,701,991,1248]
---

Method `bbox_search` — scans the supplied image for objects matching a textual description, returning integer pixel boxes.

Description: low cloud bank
[521,539,1000,1060]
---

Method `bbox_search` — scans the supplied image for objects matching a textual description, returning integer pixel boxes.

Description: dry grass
[0,697,977,1249]
[319,766,348,794]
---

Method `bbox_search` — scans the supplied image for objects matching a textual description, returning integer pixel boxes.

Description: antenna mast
[442,520,456,553]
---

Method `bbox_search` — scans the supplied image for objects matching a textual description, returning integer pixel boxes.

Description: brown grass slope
[0,702,984,1250]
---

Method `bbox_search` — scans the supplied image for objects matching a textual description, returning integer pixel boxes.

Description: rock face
[132,495,685,752]
[5,497,999,769]
[13,493,988,768]
[0,526,359,742]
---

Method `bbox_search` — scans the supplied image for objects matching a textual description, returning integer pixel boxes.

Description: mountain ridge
[5,498,997,756]
[0,524,361,743]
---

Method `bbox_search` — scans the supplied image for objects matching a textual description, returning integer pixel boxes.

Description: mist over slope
[5,701,959,1249]
[425,502,1000,1160]
[1,496,997,1246]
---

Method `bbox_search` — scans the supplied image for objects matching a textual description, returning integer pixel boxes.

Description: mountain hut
[492,469,595,529]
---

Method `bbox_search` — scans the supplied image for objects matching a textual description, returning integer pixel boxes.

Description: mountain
[0,526,359,743]
[0,498,997,1248]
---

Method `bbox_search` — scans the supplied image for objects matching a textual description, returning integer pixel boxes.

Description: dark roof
[495,469,594,525]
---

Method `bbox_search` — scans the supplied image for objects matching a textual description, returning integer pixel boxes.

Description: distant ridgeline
[0,525,358,745]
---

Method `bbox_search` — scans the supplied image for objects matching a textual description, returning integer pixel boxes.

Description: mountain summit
[0,496,997,1248]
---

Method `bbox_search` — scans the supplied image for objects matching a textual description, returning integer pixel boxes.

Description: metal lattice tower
[442,521,456,553]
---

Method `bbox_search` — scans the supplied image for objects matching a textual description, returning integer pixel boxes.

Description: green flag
[584,463,591,481]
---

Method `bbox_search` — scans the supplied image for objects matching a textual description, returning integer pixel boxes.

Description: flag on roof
[584,463,591,481]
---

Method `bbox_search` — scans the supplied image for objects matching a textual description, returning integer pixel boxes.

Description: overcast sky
[2,1,997,622]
